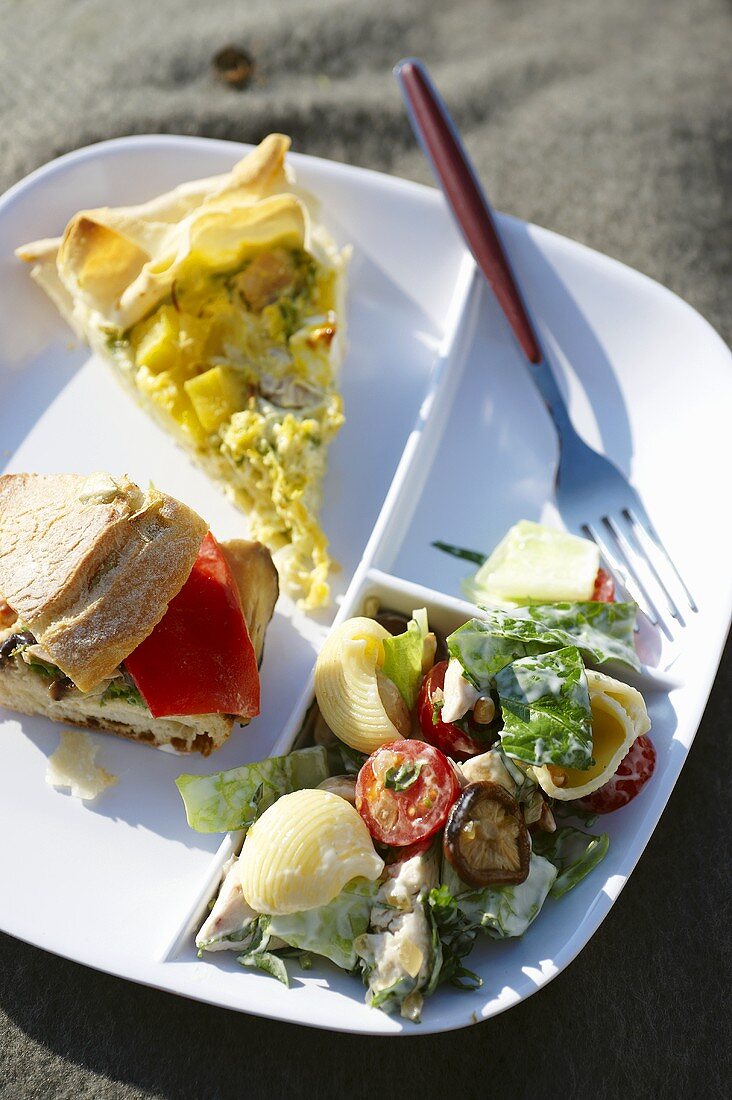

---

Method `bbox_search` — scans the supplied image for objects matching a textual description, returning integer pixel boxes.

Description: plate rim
[1,133,731,1036]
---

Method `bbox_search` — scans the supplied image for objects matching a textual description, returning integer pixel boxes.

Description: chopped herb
[427,885,482,989]
[384,761,422,792]
[278,298,300,339]
[432,541,486,566]
[532,826,610,898]
[104,333,130,352]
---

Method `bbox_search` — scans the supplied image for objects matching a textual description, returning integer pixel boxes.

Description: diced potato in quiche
[16,135,348,609]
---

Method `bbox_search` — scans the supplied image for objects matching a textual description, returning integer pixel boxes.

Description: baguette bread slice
[0,472,208,691]
[0,537,278,755]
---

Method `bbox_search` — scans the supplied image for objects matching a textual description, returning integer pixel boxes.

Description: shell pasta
[532,670,651,800]
[238,788,384,914]
[314,617,409,753]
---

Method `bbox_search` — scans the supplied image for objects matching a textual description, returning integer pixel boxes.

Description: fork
[395,57,696,638]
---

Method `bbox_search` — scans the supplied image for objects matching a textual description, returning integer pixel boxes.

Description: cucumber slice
[465,521,600,604]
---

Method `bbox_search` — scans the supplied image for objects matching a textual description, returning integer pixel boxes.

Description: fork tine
[582,522,664,630]
[615,511,684,624]
[579,523,634,604]
[602,516,676,636]
[622,507,698,613]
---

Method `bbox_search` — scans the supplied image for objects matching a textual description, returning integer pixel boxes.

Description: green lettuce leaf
[512,601,640,670]
[267,878,377,971]
[176,745,330,833]
[381,608,428,709]
[217,879,377,974]
[495,646,593,769]
[447,616,536,687]
[532,826,610,898]
[100,679,146,708]
[447,602,639,690]
[551,800,599,829]
[439,854,557,940]
[238,950,290,987]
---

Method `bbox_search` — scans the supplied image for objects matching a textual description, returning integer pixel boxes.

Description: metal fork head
[554,428,696,640]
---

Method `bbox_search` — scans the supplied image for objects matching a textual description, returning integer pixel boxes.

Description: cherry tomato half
[577,734,656,814]
[417,660,491,760]
[591,568,616,602]
[355,740,458,847]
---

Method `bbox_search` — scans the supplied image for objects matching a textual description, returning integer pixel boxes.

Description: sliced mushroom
[374,610,410,636]
[0,630,36,664]
[317,774,357,805]
[443,781,530,888]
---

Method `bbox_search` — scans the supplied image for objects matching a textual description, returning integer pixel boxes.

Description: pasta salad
[177,522,656,1021]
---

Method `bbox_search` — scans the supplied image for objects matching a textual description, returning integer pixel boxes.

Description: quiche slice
[17,135,348,609]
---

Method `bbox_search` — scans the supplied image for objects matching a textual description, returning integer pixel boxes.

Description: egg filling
[110,245,343,609]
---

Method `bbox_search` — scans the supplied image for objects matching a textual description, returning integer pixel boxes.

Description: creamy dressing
[510,665,566,703]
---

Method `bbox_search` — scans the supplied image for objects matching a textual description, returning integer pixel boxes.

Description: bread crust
[0,473,208,691]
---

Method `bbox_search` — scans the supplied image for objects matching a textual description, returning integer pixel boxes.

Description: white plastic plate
[0,136,730,1035]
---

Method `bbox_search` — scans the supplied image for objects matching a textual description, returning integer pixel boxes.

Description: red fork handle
[395,57,542,365]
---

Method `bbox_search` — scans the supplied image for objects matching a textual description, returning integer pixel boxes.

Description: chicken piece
[234,250,296,312]
[356,847,439,1021]
[196,856,258,952]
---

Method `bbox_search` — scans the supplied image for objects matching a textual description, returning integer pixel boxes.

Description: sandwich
[16,134,348,610]
[0,472,278,754]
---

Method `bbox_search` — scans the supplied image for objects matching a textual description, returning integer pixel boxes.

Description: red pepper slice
[125,532,259,719]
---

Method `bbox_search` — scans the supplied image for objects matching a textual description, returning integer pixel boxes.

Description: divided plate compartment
[160,562,680,1035]
[2,135,731,1036]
